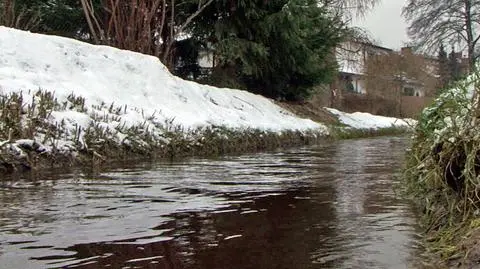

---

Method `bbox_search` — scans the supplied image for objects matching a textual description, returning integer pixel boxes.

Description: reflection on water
[0,137,421,268]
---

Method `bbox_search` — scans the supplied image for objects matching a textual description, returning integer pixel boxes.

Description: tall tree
[449,47,462,81]
[189,0,346,101]
[437,43,450,89]
[403,0,480,72]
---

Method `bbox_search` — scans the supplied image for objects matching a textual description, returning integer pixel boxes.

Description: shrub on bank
[402,71,480,266]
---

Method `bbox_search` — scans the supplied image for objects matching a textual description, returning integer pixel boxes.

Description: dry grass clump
[403,71,480,266]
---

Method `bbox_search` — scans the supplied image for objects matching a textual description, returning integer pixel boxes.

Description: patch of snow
[325,108,415,129]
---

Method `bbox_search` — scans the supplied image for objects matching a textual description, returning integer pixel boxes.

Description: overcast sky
[352,0,410,50]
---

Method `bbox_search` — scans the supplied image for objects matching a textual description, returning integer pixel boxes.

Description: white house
[335,41,393,94]
[335,42,434,97]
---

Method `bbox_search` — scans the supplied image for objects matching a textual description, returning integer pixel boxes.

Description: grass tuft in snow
[401,70,480,266]
[0,90,325,171]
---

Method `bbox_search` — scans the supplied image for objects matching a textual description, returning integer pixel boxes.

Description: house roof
[336,41,395,76]
[358,42,393,52]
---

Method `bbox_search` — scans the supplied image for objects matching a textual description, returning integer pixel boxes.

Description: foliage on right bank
[403,70,480,265]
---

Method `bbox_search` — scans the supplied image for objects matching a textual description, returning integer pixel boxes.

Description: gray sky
[352,0,410,50]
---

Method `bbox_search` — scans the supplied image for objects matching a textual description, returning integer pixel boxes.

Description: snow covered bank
[0,26,323,133]
[0,27,330,169]
[325,108,416,130]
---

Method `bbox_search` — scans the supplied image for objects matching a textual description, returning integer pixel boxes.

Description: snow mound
[325,108,415,129]
[0,27,324,133]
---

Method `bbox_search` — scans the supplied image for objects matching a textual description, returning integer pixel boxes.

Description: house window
[403,87,415,96]
[346,80,355,92]
[342,74,355,92]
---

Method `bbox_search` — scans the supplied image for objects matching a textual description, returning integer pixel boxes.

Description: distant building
[330,42,442,117]
[334,42,439,98]
[335,41,393,95]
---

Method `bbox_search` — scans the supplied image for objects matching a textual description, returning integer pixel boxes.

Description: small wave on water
[0,136,422,269]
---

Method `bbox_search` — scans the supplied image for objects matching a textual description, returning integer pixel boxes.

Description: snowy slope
[0,27,324,133]
[325,108,415,129]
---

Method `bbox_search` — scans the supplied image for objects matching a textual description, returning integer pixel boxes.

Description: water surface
[0,137,421,268]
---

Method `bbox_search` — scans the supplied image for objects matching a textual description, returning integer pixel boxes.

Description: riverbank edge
[0,90,412,174]
[0,121,412,175]
[400,73,480,269]
[402,145,480,269]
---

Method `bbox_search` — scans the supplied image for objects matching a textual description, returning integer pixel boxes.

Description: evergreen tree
[448,47,461,82]
[189,0,346,101]
[437,43,450,90]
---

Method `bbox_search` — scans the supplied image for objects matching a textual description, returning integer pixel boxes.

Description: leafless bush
[365,50,438,116]
[0,0,40,30]
[80,0,213,68]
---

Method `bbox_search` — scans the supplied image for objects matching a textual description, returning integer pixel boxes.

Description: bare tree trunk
[464,0,475,73]
[80,0,102,43]
[80,0,212,68]
[94,0,165,54]
[162,0,175,67]
[1,0,14,26]
[463,0,480,125]
[154,0,166,57]
[0,0,40,29]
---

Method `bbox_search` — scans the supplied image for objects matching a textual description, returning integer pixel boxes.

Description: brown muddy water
[0,137,422,269]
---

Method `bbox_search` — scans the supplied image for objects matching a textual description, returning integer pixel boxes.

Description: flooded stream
[0,136,421,269]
